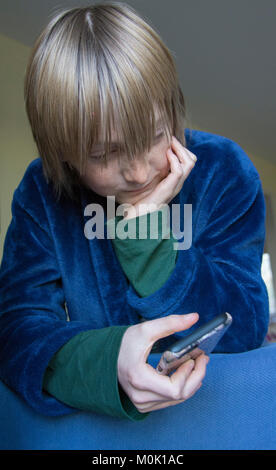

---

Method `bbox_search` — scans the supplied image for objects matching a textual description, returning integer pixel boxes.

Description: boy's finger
[167,147,196,179]
[171,136,197,163]
[166,149,193,185]
[182,354,209,398]
[133,359,196,400]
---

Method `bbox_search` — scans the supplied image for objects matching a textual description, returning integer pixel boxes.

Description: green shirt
[109,207,178,297]
[43,209,178,420]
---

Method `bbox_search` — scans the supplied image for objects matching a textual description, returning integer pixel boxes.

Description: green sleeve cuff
[106,208,178,297]
[43,326,149,421]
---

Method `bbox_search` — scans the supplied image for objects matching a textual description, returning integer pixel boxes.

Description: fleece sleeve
[0,191,136,417]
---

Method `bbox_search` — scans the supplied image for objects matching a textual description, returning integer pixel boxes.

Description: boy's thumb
[146,313,199,344]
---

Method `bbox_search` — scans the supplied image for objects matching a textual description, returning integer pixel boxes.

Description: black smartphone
[156,312,232,375]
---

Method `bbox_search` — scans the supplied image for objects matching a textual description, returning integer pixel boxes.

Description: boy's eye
[89,154,105,162]
[90,148,118,161]
[90,132,164,161]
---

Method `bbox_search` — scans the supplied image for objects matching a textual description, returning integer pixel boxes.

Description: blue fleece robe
[0,129,269,416]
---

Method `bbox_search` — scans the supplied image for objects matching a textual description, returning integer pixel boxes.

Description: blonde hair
[24,2,187,201]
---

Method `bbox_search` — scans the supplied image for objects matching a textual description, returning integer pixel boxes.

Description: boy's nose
[121,157,151,185]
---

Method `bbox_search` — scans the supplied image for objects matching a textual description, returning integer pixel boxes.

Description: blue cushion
[1,345,276,450]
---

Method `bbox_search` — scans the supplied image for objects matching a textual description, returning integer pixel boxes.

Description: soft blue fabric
[1,346,276,450]
[0,129,269,416]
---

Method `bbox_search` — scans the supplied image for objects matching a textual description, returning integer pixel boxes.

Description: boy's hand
[117,313,209,413]
[123,136,197,220]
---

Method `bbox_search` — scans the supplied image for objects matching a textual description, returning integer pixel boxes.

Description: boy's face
[80,119,171,205]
